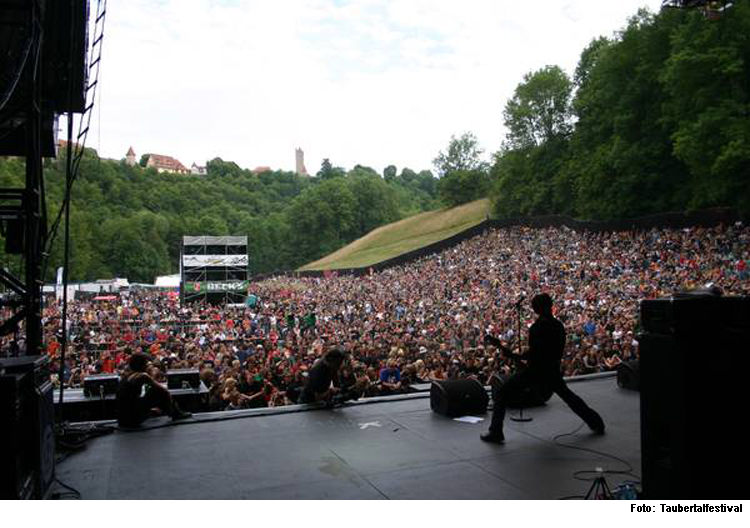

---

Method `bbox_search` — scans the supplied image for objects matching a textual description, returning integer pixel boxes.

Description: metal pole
[58,113,73,415]
[24,0,44,357]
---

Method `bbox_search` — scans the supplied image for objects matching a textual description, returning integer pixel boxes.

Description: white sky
[83,0,662,175]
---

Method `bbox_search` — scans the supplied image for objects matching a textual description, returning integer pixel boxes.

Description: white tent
[154,274,180,288]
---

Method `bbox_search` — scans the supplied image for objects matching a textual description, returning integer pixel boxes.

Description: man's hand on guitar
[484,334,521,359]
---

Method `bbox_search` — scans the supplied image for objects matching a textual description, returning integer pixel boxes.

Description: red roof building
[145,153,190,174]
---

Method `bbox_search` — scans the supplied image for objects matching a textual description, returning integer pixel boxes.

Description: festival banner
[182,255,248,267]
[184,280,249,293]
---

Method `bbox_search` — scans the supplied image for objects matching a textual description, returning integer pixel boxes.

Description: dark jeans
[489,368,603,433]
[117,385,174,427]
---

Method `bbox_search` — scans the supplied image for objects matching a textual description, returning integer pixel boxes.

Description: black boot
[585,410,605,435]
[480,430,505,444]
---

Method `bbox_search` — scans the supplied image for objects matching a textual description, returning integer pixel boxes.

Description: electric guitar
[483,334,525,362]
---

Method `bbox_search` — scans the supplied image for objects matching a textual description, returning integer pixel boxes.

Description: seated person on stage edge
[298,349,346,404]
[116,352,191,427]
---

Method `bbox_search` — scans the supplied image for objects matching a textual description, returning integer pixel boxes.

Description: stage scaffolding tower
[180,236,249,305]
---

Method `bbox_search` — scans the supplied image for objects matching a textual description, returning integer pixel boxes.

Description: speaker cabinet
[639,295,749,499]
[43,0,90,113]
[616,360,640,391]
[0,356,55,499]
[167,368,200,390]
[430,379,488,417]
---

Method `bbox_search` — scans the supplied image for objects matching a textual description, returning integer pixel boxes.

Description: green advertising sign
[184,281,249,293]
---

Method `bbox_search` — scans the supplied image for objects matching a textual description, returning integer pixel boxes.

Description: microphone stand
[510,299,532,423]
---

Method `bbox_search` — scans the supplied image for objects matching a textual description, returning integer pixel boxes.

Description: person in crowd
[379,359,402,394]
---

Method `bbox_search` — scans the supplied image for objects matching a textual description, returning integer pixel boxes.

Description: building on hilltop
[252,166,272,175]
[125,146,137,166]
[144,153,190,174]
[191,162,207,175]
[295,147,308,175]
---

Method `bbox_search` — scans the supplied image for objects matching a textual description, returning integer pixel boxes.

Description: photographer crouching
[299,349,359,406]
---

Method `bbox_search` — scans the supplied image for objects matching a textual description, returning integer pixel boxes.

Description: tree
[438,169,490,207]
[317,158,346,179]
[503,65,573,150]
[346,173,399,236]
[383,165,397,182]
[660,1,750,212]
[433,132,486,177]
[285,179,357,264]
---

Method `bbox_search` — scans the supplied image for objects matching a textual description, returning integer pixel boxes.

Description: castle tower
[295,147,308,176]
[125,146,136,166]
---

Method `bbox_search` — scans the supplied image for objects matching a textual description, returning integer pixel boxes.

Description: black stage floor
[56,375,641,499]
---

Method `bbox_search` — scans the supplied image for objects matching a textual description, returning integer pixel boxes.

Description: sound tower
[430,379,488,417]
[639,293,749,499]
[0,356,55,499]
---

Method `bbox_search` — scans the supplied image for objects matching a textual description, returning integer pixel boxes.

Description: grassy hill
[299,198,491,271]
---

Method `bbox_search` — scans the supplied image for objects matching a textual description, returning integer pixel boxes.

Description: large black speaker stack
[0,0,89,157]
[639,291,749,499]
[0,356,56,500]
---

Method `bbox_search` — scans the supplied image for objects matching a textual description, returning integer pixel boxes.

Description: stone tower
[125,146,136,166]
[295,147,308,176]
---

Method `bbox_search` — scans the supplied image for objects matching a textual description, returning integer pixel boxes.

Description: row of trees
[490,5,750,219]
[0,155,440,283]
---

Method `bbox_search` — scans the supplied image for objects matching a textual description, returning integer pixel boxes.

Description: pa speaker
[43,0,90,113]
[0,356,55,499]
[430,379,488,417]
[616,360,640,391]
[639,294,750,499]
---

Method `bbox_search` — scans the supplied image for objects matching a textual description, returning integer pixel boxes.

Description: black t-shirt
[527,315,566,374]
[300,359,337,403]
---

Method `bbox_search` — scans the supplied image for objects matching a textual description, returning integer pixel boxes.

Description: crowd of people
[8,223,747,412]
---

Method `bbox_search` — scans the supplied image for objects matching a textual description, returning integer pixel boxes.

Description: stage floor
[55,376,641,499]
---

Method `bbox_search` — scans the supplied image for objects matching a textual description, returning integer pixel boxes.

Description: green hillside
[300,198,491,271]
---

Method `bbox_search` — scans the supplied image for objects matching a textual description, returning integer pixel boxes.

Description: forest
[0,155,438,282]
[490,4,750,219]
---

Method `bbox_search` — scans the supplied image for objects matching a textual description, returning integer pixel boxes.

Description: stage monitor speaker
[0,356,55,499]
[495,374,552,408]
[430,379,488,417]
[639,294,749,499]
[167,368,200,390]
[616,360,640,391]
[83,373,119,397]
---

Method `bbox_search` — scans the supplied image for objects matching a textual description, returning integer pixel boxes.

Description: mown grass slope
[299,198,491,271]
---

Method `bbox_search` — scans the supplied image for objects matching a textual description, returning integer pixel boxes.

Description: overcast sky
[84,0,661,175]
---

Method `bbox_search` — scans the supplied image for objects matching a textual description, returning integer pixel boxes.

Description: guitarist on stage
[480,293,605,444]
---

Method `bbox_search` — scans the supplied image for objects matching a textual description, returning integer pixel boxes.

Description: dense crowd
[9,223,748,411]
